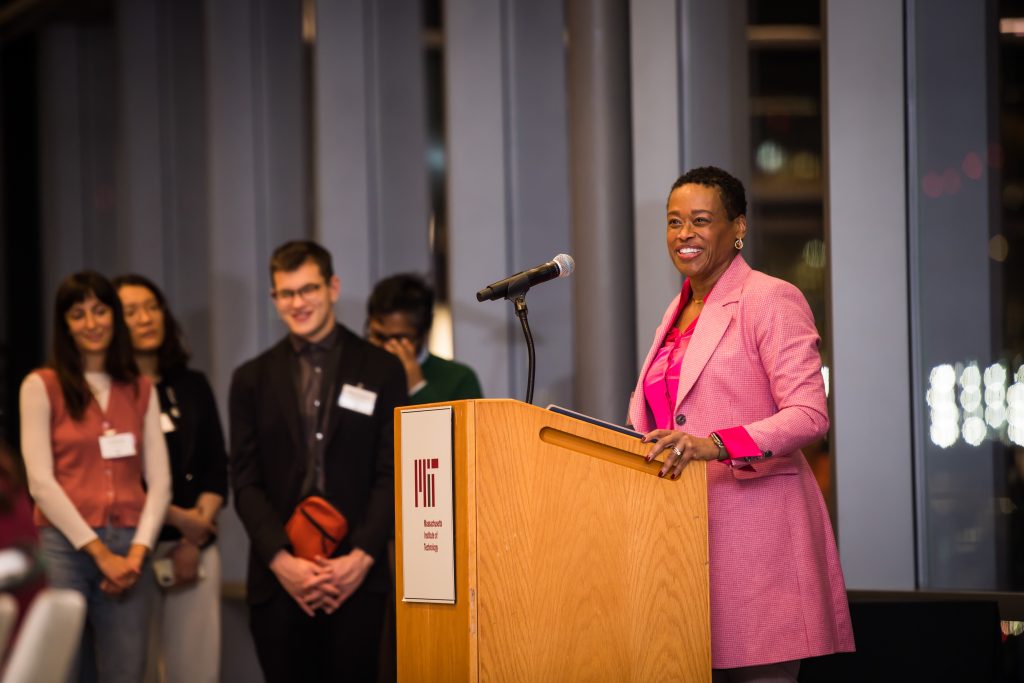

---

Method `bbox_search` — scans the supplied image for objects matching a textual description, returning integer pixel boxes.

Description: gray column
[38,24,117,341]
[446,0,514,400]
[629,0,682,370]
[680,0,751,259]
[116,0,165,283]
[314,0,431,328]
[158,0,213,369]
[313,0,374,326]
[827,0,915,589]
[116,0,212,367]
[205,0,306,593]
[567,0,636,421]
[446,0,574,404]
[679,0,749,174]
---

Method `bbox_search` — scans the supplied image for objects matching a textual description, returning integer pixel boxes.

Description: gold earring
[734,238,744,250]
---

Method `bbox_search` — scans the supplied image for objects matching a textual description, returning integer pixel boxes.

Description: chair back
[1,588,85,683]
[0,594,17,663]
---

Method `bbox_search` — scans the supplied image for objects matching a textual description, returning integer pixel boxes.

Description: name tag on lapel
[339,384,377,416]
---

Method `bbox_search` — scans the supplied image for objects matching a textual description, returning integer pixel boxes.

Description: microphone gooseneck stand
[504,273,537,405]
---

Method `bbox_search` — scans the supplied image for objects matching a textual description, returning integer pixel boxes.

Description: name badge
[99,433,137,459]
[160,412,176,433]
[339,384,377,416]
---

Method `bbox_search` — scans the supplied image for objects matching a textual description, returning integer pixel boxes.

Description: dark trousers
[250,586,386,683]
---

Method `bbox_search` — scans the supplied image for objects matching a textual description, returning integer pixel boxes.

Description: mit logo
[415,458,439,508]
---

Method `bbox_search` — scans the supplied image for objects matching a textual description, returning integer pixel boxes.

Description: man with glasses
[229,240,407,682]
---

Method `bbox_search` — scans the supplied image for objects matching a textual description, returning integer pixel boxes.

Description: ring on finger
[670,445,683,459]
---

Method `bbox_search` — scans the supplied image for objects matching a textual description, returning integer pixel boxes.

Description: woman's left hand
[641,430,720,479]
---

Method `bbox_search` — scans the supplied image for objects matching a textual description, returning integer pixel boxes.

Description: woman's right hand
[84,540,141,595]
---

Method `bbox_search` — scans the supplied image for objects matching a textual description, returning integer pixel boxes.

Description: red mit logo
[415,458,439,508]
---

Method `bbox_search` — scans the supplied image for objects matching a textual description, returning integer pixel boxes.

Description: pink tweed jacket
[628,255,855,669]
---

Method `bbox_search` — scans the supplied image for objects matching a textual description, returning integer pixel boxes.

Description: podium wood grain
[396,400,710,682]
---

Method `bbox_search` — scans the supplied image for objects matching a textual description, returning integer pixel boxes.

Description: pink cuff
[714,426,762,459]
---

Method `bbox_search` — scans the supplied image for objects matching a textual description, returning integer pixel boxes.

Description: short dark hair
[112,274,191,378]
[269,240,334,283]
[366,274,435,338]
[52,271,139,420]
[669,166,747,220]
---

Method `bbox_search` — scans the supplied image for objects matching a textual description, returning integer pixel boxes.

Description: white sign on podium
[399,406,456,604]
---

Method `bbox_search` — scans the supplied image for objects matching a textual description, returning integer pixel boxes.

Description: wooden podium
[394,399,709,682]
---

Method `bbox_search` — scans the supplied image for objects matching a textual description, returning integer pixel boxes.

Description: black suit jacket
[157,368,229,542]
[229,324,407,605]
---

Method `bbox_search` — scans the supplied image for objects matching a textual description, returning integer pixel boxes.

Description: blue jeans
[39,527,155,683]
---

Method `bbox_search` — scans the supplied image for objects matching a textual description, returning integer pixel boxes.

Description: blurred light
[428,304,455,360]
[755,140,785,174]
[1010,423,1024,447]
[986,404,1007,429]
[931,418,959,448]
[983,405,1007,428]
[931,364,956,389]
[990,234,1009,262]
[962,152,984,180]
[802,239,826,269]
[791,151,820,180]
[821,366,829,398]
[922,171,944,199]
[960,363,981,389]
[1017,366,1024,384]
[942,167,963,195]
[1000,18,1024,35]
[986,385,1006,407]
[962,417,986,446]
[984,363,1007,387]
[301,0,316,43]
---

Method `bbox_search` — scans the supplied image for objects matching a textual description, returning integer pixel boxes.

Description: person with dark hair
[19,271,171,682]
[366,273,483,403]
[114,274,227,683]
[230,240,407,681]
[629,167,854,681]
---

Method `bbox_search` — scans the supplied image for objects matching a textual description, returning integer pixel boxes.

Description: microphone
[476,254,575,302]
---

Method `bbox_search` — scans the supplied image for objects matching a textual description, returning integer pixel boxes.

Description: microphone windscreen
[553,253,575,277]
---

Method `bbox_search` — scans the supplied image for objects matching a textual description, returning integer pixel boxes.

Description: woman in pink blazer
[628,167,855,682]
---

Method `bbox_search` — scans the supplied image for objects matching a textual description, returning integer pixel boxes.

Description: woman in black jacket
[114,274,227,683]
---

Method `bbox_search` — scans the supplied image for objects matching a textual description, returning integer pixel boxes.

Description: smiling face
[64,293,114,358]
[118,284,165,353]
[271,259,340,343]
[666,183,747,289]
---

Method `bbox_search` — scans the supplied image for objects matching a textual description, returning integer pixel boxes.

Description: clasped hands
[271,548,374,617]
[641,430,720,480]
[85,540,148,596]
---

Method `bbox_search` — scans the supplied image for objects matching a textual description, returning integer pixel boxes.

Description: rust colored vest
[33,369,151,530]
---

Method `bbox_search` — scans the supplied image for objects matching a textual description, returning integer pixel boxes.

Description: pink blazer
[628,255,855,668]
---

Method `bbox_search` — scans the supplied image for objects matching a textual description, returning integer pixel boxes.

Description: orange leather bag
[285,496,349,561]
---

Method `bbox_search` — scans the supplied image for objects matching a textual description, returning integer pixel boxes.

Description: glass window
[910,0,1024,590]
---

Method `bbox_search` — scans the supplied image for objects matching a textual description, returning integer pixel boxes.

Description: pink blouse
[643,323,696,431]
[640,280,763,460]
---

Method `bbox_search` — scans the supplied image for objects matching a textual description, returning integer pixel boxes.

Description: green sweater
[410,354,484,405]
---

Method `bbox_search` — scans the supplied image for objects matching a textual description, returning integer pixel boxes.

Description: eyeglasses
[271,282,324,303]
